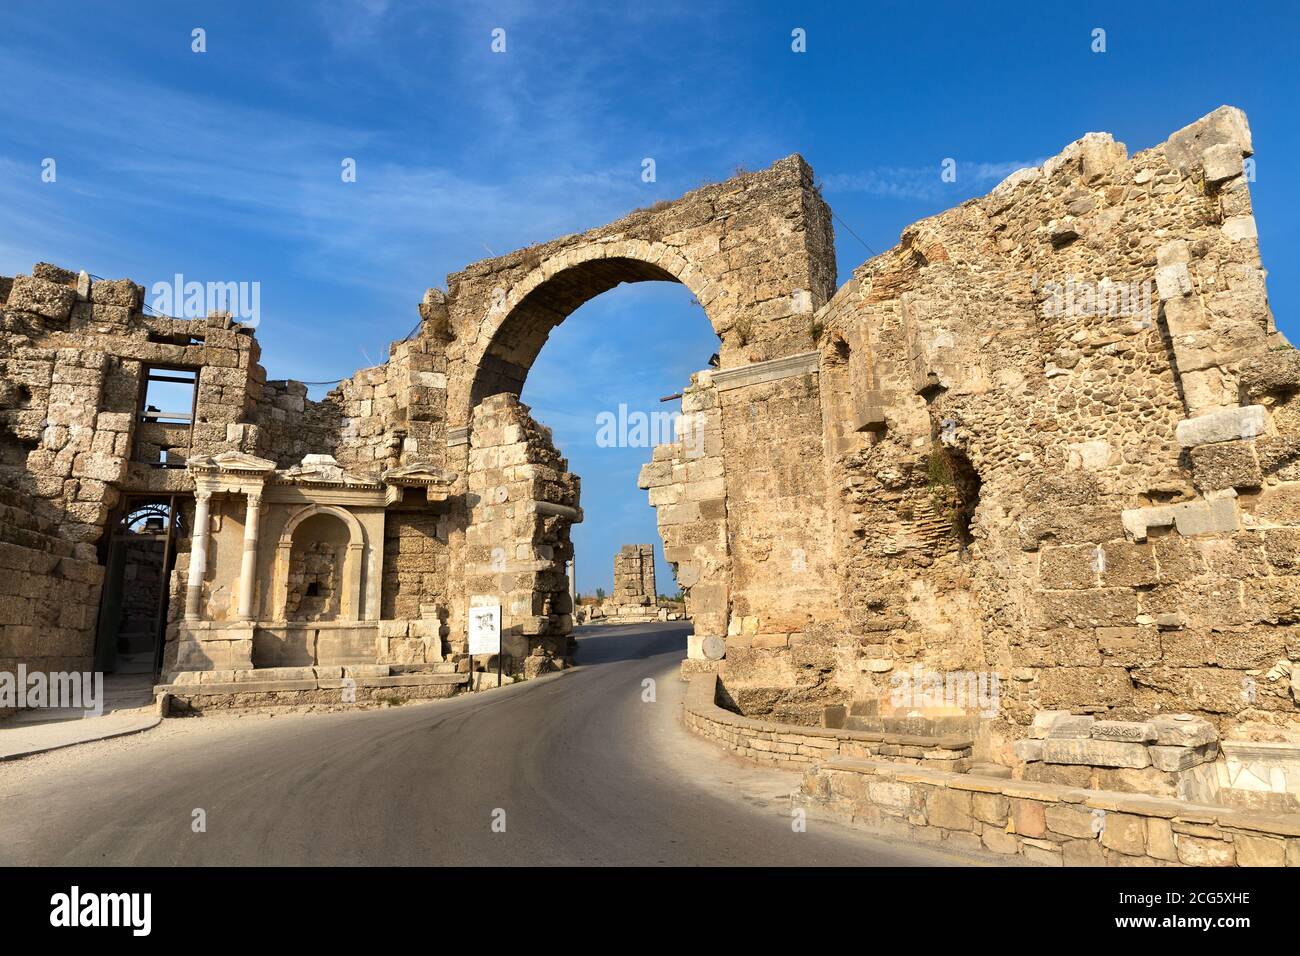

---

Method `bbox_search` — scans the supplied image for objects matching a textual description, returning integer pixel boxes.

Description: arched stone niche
[272,504,366,622]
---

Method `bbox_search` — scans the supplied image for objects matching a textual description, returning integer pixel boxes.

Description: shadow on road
[571,622,691,665]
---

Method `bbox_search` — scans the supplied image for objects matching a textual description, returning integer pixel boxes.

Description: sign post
[468,599,502,688]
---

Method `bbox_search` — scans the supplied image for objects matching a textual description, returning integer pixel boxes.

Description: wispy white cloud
[821,157,1047,202]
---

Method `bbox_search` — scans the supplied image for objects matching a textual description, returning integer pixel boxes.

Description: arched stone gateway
[435,155,844,669]
[441,154,838,428]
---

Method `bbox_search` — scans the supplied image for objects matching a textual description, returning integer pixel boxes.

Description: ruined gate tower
[438,154,842,664]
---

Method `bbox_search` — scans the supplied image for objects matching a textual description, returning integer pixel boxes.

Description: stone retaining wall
[160,666,466,713]
[796,757,1300,866]
[683,674,972,769]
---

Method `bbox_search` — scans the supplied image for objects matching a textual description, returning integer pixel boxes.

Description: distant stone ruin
[603,544,659,622]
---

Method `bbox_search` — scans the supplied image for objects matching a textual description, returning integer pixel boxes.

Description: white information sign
[468,601,501,656]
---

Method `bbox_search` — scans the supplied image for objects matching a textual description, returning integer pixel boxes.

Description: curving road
[0,622,981,866]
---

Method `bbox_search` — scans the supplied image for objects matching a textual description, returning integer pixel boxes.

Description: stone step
[967,761,1013,778]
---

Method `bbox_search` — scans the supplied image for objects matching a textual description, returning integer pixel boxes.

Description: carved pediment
[381,460,457,505]
[276,454,381,488]
[188,451,277,476]
[381,461,458,487]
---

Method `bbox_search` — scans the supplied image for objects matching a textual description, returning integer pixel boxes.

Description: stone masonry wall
[0,259,455,698]
[458,394,580,674]
[638,372,730,655]
[612,544,656,606]
[815,106,1299,746]
[798,756,1300,867]
[0,265,265,688]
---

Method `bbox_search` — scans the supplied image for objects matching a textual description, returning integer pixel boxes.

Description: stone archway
[430,154,841,667]
[464,247,705,412]
[442,154,837,431]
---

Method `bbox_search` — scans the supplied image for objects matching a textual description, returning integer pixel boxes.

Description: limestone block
[1091,720,1156,743]
[1039,667,1133,709]
[1013,738,1044,762]
[1175,834,1235,866]
[1252,484,1300,525]
[1046,714,1096,739]
[1029,710,1071,739]
[1041,737,1151,769]
[1235,833,1286,867]
[1239,350,1300,400]
[234,666,314,682]
[1176,405,1267,447]
[1078,132,1128,183]
[1044,804,1098,839]
[1157,239,1190,267]
[925,788,972,830]
[340,664,388,680]
[1008,801,1050,837]
[1201,142,1244,183]
[7,275,77,320]
[1163,105,1252,170]
[1191,440,1261,491]
[1155,262,1192,300]
[1122,495,1239,542]
[1148,743,1216,772]
[972,792,1009,825]
[1222,216,1257,242]
[1099,813,1146,856]
[1065,440,1111,471]
[1150,714,1217,747]
[378,620,409,639]
[1145,818,1178,862]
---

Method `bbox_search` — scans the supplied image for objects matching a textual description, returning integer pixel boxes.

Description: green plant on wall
[926,445,955,493]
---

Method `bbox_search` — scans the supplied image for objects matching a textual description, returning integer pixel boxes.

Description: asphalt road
[0,622,980,866]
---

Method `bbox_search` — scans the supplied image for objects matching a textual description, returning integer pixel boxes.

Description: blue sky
[2,1,1298,595]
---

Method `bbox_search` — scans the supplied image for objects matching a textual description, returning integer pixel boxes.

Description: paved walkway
[0,673,160,760]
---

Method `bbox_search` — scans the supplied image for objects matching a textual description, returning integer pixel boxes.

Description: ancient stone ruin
[3,106,1300,827]
[602,544,659,622]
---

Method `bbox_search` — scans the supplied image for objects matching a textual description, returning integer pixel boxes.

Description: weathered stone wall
[797,755,1300,866]
[612,543,656,606]
[0,266,266,690]
[456,394,580,674]
[713,356,842,719]
[685,673,973,770]
[813,106,1299,747]
[0,485,103,698]
[0,246,467,694]
[638,372,730,651]
[381,509,448,621]
[252,312,449,473]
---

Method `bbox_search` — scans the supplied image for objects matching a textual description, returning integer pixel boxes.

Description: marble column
[237,492,262,620]
[185,490,212,621]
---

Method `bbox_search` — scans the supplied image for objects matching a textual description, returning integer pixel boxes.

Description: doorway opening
[94,496,187,675]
